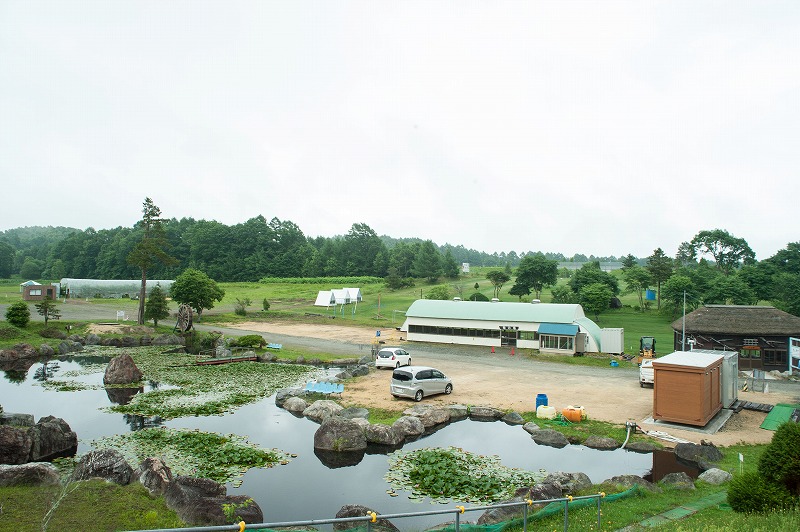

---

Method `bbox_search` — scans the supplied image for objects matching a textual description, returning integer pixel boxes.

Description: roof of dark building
[671,305,800,335]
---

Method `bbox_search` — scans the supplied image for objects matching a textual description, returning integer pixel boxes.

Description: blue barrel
[645,289,656,301]
[535,393,548,409]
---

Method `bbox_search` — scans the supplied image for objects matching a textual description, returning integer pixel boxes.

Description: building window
[743,338,758,346]
[764,350,787,366]
[540,334,574,351]
[30,289,42,296]
[519,331,538,341]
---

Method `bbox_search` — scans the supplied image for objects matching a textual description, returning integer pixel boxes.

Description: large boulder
[469,406,504,421]
[391,416,425,439]
[447,404,469,421]
[138,457,173,495]
[338,407,370,421]
[274,387,303,407]
[164,476,263,526]
[530,429,569,449]
[624,441,660,453]
[334,504,399,532]
[0,462,61,487]
[282,396,309,415]
[522,422,540,434]
[70,449,134,485]
[603,474,661,493]
[501,411,525,425]
[313,417,367,452]
[0,344,38,362]
[364,424,404,447]
[543,472,592,494]
[402,405,450,428]
[674,442,723,469]
[152,334,184,346]
[660,471,695,490]
[27,416,78,461]
[350,364,371,377]
[697,468,732,485]
[85,333,101,345]
[0,425,32,465]
[103,354,143,385]
[38,344,55,357]
[303,400,344,423]
[0,413,34,427]
[583,435,619,450]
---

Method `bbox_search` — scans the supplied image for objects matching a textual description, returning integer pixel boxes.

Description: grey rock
[303,400,344,423]
[447,404,469,421]
[660,471,696,490]
[357,355,373,365]
[0,462,61,487]
[67,334,85,344]
[477,495,529,525]
[603,474,661,493]
[338,407,370,420]
[138,457,173,495]
[103,354,143,385]
[0,425,32,465]
[624,441,659,453]
[259,353,278,363]
[334,504,399,532]
[522,422,540,434]
[526,481,565,506]
[583,435,619,450]
[152,334,184,346]
[0,343,39,361]
[121,336,139,347]
[530,429,569,448]
[274,387,304,407]
[402,405,450,428]
[307,358,322,366]
[70,449,134,485]
[332,358,359,366]
[38,343,55,357]
[85,333,101,345]
[364,424,404,446]
[164,476,263,526]
[139,335,152,346]
[543,472,592,494]
[283,396,309,414]
[27,416,77,461]
[674,442,723,466]
[469,406,504,421]
[0,412,34,427]
[501,411,525,425]
[697,468,732,485]
[313,417,367,452]
[335,370,353,380]
[350,364,370,377]
[391,416,425,438]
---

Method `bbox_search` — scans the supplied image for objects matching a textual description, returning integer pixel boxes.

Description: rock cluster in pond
[103,353,143,385]
[0,414,77,464]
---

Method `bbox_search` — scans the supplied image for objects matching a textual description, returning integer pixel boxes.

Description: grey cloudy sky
[1,1,798,260]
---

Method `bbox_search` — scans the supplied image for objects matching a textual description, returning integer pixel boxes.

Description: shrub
[232,335,266,348]
[759,421,800,495]
[467,292,490,302]
[262,298,270,312]
[0,324,22,340]
[40,327,68,339]
[234,297,251,317]
[5,301,30,328]
[728,471,795,513]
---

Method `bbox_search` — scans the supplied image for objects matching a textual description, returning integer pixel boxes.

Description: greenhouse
[60,278,175,299]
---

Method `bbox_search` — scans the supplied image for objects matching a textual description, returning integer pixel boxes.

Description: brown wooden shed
[652,351,723,426]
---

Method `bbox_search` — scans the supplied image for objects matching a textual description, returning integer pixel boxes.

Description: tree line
[0,217,620,283]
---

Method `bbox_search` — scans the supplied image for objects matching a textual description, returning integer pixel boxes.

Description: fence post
[596,493,602,529]
[563,498,569,532]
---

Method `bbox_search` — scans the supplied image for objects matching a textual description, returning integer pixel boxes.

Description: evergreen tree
[144,284,170,327]
[34,296,61,324]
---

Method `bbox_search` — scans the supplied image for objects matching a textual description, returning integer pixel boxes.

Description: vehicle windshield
[378,350,393,358]
[392,370,412,381]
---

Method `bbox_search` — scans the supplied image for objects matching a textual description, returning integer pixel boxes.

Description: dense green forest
[0,217,618,282]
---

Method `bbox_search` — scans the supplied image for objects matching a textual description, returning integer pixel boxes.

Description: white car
[391,366,453,402]
[375,347,412,369]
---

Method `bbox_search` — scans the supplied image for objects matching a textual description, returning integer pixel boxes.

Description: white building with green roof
[401,300,611,355]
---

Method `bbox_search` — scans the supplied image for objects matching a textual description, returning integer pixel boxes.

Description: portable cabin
[652,351,723,426]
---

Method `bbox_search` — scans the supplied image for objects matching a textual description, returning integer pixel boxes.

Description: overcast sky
[1,1,798,260]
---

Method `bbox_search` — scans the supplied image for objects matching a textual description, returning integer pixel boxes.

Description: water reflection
[106,386,142,405]
[33,361,60,382]
[123,413,165,432]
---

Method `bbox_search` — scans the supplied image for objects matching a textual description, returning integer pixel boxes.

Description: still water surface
[1,355,672,530]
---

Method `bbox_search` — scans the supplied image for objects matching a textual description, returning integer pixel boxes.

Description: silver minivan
[391,366,452,402]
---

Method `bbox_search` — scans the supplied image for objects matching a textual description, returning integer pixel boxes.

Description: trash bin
[535,393,548,409]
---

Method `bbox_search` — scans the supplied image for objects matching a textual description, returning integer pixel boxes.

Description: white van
[639,359,654,387]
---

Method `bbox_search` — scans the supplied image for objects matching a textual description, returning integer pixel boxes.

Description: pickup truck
[639,358,654,387]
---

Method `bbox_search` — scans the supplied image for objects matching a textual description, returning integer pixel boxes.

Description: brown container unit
[652,351,723,426]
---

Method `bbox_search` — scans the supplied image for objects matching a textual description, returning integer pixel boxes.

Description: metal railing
[127,493,606,532]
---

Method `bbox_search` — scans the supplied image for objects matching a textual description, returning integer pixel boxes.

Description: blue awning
[538,323,579,336]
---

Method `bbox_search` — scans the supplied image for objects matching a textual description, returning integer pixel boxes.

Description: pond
[0,354,689,531]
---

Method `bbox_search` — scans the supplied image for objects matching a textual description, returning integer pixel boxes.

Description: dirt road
[225,321,800,447]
